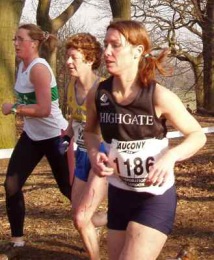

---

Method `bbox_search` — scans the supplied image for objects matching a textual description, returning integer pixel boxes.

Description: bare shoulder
[154,83,203,133]
[154,83,184,112]
[31,62,49,73]
[30,63,51,83]
[154,83,179,101]
[86,83,99,107]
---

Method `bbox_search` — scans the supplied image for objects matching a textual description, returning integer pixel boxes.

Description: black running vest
[95,77,167,143]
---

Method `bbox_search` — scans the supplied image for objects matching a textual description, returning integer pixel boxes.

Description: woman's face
[66,48,91,78]
[13,28,36,60]
[103,28,137,76]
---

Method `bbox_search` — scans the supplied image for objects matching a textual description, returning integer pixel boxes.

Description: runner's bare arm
[84,86,114,177]
[154,84,206,162]
[84,86,102,156]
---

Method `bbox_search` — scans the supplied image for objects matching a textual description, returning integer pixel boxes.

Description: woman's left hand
[1,103,13,115]
[146,150,177,186]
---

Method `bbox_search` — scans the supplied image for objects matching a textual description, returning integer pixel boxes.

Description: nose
[66,56,73,65]
[104,45,111,57]
[13,39,19,46]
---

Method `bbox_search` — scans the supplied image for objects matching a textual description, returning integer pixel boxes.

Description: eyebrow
[13,36,33,41]
[104,39,121,44]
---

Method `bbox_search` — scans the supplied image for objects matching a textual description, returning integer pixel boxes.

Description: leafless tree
[109,0,131,20]
[132,0,213,113]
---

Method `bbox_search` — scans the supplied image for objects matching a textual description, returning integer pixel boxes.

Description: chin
[107,69,118,76]
[106,67,115,74]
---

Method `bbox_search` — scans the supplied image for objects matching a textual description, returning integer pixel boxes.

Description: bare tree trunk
[36,0,84,72]
[36,0,84,117]
[0,0,25,148]
[195,78,204,110]
[190,61,204,109]
[203,0,214,113]
[109,0,131,20]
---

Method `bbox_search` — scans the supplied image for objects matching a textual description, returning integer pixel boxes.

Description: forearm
[168,131,206,162]
[2,102,49,117]
[64,119,74,138]
[84,131,101,160]
[15,103,51,117]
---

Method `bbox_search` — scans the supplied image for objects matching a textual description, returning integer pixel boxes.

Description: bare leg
[107,230,126,260]
[71,171,107,260]
[92,211,107,227]
[108,222,167,260]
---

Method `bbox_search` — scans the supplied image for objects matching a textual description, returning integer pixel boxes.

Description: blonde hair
[18,23,57,52]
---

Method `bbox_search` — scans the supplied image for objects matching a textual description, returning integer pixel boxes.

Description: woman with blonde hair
[2,23,71,247]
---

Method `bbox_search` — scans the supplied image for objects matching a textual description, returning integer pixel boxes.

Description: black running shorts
[107,184,177,235]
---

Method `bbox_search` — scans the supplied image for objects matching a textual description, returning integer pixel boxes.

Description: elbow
[196,131,207,150]
[201,133,207,147]
[43,110,51,117]
[40,106,51,117]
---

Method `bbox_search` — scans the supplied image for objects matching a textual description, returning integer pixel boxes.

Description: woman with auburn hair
[2,23,71,247]
[64,33,107,260]
[84,20,206,260]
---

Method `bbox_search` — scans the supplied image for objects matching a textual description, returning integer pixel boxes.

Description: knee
[92,211,107,227]
[4,177,17,197]
[72,208,90,231]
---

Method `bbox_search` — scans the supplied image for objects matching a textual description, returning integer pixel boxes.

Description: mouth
[105,60,114,66]
[15,49,21,55]
[68,68,77,75]
[68,67,75,72]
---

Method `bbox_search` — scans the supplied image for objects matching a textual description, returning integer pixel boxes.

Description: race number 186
[113,156,155,176]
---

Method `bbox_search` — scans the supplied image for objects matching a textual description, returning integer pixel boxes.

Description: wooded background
[0,0,213,148]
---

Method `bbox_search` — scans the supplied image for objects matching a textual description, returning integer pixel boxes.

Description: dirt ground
[0,115,213,260]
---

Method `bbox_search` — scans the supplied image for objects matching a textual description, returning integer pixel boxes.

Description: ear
[134,45,144,59]
[32,40,39,49]
[86,60,93,66]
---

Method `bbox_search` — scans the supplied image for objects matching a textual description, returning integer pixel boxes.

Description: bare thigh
[108,222,167,260]
[107,229,126,260]
[122,222,167,260]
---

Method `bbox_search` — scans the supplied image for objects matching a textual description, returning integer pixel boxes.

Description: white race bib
[107,138,169,189]
[72,120,85,148]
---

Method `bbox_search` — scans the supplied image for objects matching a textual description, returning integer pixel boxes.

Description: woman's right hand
[90,152,114,177]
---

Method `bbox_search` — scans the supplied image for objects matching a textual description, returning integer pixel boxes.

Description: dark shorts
[75,143,106,182]
[107,184,177,235]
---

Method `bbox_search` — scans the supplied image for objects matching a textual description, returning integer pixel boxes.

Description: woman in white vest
[2,24,71,248]
[84,20,207,260]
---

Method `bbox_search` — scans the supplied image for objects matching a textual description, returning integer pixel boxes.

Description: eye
[104,42,122,49]
[12,37,24,42]
[112,43,121,48]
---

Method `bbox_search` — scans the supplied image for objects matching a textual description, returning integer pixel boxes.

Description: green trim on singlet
[15,86,59,104]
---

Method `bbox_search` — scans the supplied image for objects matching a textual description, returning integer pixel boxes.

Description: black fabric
[95,76,167,143]
[107,184,177,235]
[4,131,71,237]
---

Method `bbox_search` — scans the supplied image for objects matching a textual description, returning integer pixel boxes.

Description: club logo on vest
[100,94,109,106]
